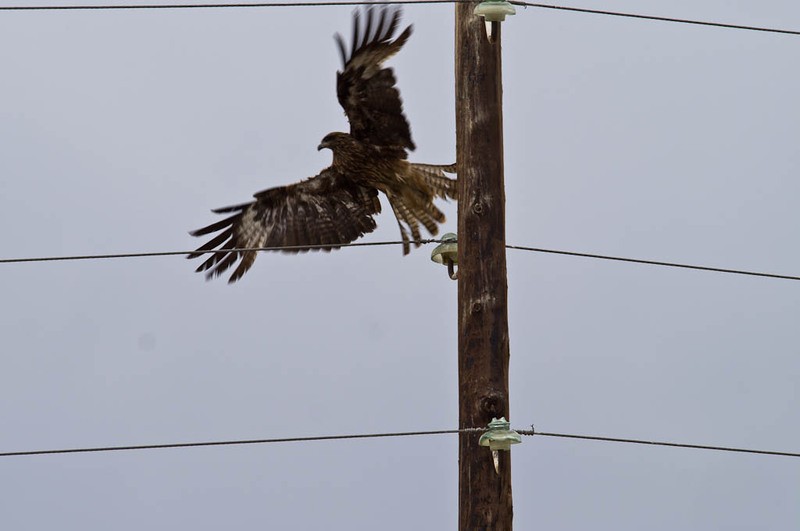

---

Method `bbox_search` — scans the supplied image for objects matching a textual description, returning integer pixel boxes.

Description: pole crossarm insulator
[431,233,459,280]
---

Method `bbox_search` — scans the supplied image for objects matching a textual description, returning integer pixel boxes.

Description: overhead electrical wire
[0,240,432,264]
[2,426,797,459]
[505,245,800,282]
[2,240,800,282]
[0,1,798,37]
[0,0,460,9]
[531,430,800,458]
[513,2,800,37]
[0,429,477,457]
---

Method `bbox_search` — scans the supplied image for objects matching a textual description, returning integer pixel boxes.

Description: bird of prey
[188,7,456,283]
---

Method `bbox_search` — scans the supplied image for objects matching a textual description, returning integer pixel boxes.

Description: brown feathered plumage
[188,7,456,283]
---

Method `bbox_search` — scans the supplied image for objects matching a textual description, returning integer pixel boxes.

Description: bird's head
[318,132,349,151]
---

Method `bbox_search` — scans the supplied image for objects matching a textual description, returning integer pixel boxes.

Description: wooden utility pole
[455,4,513,530]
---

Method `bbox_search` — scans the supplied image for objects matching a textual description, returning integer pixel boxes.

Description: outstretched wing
[335,7,414,152]
[188,170,382,283]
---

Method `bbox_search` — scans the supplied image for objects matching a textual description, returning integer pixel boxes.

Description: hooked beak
[317,142,326,151]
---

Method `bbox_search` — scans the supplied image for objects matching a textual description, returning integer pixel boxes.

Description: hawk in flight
[188,7,456,282]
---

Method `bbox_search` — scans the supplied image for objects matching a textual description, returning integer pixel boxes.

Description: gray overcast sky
[1,1,799,529]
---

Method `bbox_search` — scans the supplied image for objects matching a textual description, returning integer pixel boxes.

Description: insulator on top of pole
[473,0,516,42]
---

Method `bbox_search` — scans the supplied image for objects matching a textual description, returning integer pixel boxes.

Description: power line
[0,240,434,264]
[1,1,798,37]
[2,426,798,459]
[513,2,800,37]
[0,1,459,10]
[506,245,800,282]
[1,429,480,457]
[528,430,800,459]
[3,240,799,283]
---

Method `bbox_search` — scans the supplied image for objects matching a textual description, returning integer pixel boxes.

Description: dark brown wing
[188,170,381,283]
[335,7,414,152]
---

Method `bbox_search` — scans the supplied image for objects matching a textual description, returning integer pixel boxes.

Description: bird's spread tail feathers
[409,163,457,200]
[388,163,456,254]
